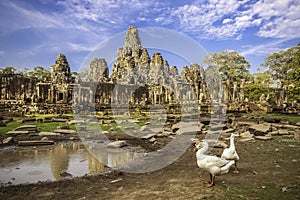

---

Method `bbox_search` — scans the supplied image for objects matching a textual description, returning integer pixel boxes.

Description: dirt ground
[0,130,299,200]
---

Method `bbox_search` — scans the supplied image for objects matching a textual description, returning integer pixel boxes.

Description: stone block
[255,136,273,140]
[249,123,271,136]
[107,140,127,148]
[52,129,76,134]
[141,133,156,140]
[2,137,14,144]
[6,130,30,135]
[38,132,61,136]
[14,125,38,132]
[278,129,290,135]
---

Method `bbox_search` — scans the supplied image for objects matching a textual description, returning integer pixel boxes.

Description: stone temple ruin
[0,26,296,116]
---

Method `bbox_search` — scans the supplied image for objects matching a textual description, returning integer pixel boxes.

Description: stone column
[232,82,237,102]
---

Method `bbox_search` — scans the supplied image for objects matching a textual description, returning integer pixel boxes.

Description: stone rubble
[107,140,127,148]
[248,123,272,136]
[38,132,61,136]
[2,137,13,144]
[1,114,300,149]
[13,125,38,132]
[52,129,77,134]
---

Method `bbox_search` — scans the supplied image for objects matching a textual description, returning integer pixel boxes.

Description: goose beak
[194,141,202,152]
[194,146,198,152]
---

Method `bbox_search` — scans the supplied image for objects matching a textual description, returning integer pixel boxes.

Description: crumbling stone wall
[0,74,36,102]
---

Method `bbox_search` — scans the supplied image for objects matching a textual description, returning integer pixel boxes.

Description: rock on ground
[249,123,271,136]
[141,133,156,140]
[38,132,61,136]
[255,136,273,140]
[6,130,30,135]
[107,140,127,148]
[14,125,38,132]
[53,129,77,134]
[2,136,14,144]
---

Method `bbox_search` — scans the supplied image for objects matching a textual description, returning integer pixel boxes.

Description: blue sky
[0,0,299,73]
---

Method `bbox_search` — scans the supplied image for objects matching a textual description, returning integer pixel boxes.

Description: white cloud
[153,0,300,40]
[257,18,300,38]
[255,1,300,39]
[67,42,95,52]
[164,0,252,39]
[56,0,160,27]
[9,0,297,42]
[240,39,289,56]
[235,15,252,28]
[0,1,63,33]
[245,0,300,39]
[0,0,112,57]
[252,18,262,26]
[1,0,299,60]
[222,18,233,24]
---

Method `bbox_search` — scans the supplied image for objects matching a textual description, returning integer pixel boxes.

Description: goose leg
[206,174,215,187]
[233,161,239,173]
[205,173,212,184]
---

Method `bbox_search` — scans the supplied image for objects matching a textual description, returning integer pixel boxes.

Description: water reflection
[0,142,140,185]
[50,144,69,180]
[89,146,143,169]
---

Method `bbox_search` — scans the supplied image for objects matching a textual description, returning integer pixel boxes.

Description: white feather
[196,141,235,176]
[221,134,239,161]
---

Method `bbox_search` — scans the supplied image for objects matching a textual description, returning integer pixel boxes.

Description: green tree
[243,70,274,102]
[28,66,51,81]
[0,66,17,74]
[287,43,300,102]
[253,70,272,85]
[262,42,300,102]
[20,67,30,77]
[244,84,273,102]
[204,50,251,83]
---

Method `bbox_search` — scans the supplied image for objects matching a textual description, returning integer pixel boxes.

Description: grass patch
[245,113,300,124]
[25,113,74,119]
[0,120,76,135]
[0,121,21,135]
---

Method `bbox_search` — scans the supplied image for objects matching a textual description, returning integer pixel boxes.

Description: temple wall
[0,74,36,102]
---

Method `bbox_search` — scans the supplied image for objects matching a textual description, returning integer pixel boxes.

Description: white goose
[194,141,235,187]
[221,133,240,173]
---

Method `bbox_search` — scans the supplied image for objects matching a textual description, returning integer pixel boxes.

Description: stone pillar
[222,80,228,103]
[240,79,245,102]
[232,82,237,102]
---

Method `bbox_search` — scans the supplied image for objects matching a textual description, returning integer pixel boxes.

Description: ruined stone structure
[52,54,72,85]
[2,25,290,115]
[51,54,74,104]
[0,74,36,103]
[0,26,232,115]
[104,26,207,110]
[88,58,109,83]
[0,54,76,115]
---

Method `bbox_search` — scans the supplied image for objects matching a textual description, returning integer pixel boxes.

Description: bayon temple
[0,26,295,116]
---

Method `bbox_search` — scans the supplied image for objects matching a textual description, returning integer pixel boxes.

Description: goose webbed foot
[206,182,215,187]
[233,162,239,173]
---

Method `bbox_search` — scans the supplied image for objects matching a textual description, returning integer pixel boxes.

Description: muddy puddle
[0,142,143,186]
